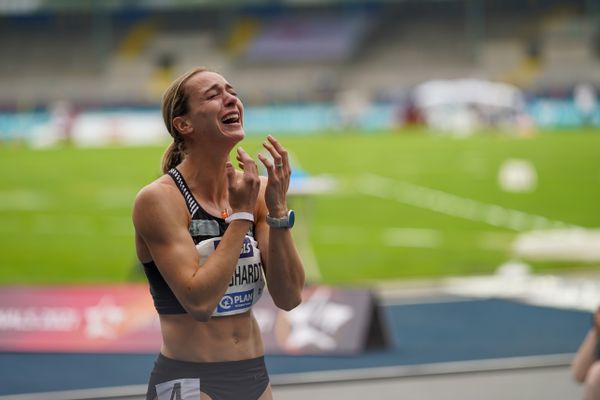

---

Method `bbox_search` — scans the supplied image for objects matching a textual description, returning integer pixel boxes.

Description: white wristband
[225,212,254,224]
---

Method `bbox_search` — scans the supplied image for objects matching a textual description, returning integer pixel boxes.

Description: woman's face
[182,71,245,145]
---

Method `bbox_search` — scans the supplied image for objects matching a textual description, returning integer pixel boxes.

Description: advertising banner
[0,285,160,352]
[254,285,382,355]
[0,284,383,354]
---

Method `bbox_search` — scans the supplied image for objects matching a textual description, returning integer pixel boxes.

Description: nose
[223,91,238,107]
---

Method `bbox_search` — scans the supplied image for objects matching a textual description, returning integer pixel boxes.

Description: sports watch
[266,209,295,229]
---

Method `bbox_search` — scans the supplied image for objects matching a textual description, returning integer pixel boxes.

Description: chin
[222,127,245,143]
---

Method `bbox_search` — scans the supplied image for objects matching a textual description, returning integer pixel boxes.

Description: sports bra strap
[167,168,200,217]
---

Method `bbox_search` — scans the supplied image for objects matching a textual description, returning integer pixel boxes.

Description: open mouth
[221,112,240,125]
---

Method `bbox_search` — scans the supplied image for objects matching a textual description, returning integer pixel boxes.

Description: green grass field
[1,128,599,285]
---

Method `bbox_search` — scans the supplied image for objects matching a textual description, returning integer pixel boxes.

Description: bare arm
[573,310,600,383]
[255,193,305,310]
[256,136,305,310]
[133,150,260,321]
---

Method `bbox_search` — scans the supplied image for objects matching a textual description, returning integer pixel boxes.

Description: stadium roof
[0,0,463,15]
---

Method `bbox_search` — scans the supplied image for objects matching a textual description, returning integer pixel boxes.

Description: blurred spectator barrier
[0,98,598,146]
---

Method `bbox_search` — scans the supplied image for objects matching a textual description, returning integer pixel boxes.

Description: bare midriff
[158,311,264,362]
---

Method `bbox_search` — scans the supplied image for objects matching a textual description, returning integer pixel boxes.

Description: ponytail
[161,141,185,174]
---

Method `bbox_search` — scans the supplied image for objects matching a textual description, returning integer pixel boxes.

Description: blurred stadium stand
[0,0,598,145]
[0,0,598,107]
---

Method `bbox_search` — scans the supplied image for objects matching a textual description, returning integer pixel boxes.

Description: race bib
[196,235,265,317]
[155,378,200,400]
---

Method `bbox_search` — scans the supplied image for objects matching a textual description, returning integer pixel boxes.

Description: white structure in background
[498,158,537,193]
[71,111,167,147]
[412,78,529,136]
[445,258,600,311]
[513,229,600,263]
[335,88,371,129]
[446,230,600,311]
[574,83,597,124]
[32,110,167,148]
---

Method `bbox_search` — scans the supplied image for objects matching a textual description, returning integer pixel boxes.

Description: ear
[172,116,193,135]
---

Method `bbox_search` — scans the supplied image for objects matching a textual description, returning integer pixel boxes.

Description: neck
[177,143,233,208]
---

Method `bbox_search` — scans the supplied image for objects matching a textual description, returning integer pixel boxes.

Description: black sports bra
[142,168,260,315]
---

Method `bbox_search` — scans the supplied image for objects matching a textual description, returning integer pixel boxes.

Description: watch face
[267,210,295,228]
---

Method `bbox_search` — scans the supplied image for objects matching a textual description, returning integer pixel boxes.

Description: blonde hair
[160,67,209,174]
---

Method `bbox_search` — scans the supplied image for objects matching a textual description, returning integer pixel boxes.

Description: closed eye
[203,85,238,100]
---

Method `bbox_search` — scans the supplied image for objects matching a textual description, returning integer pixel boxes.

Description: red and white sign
[0,284,381,354]
[0,285,160,352]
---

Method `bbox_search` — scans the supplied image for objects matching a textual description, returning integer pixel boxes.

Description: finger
[262,140,283,171]
[267,135,287,158]
[237,147,258,175]
[257,152,275,179]
[267,134,282,149]
[266,135,289,171]
[237,147,251,166]
[237,146,254,161]
[225,161,236,186]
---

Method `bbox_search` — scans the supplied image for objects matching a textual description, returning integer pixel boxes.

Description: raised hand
[257,135,291,217]
[225,147,260,214]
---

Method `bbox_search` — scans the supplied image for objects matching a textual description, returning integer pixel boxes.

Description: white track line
[356,173,580,232]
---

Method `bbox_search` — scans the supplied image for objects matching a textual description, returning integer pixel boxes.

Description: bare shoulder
[134,176,177,209]
[132,175,188,232]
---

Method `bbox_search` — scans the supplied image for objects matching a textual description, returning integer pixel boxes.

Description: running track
[0,296,590,397]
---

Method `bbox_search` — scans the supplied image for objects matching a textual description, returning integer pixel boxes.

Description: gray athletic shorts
[146,353,270,400]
